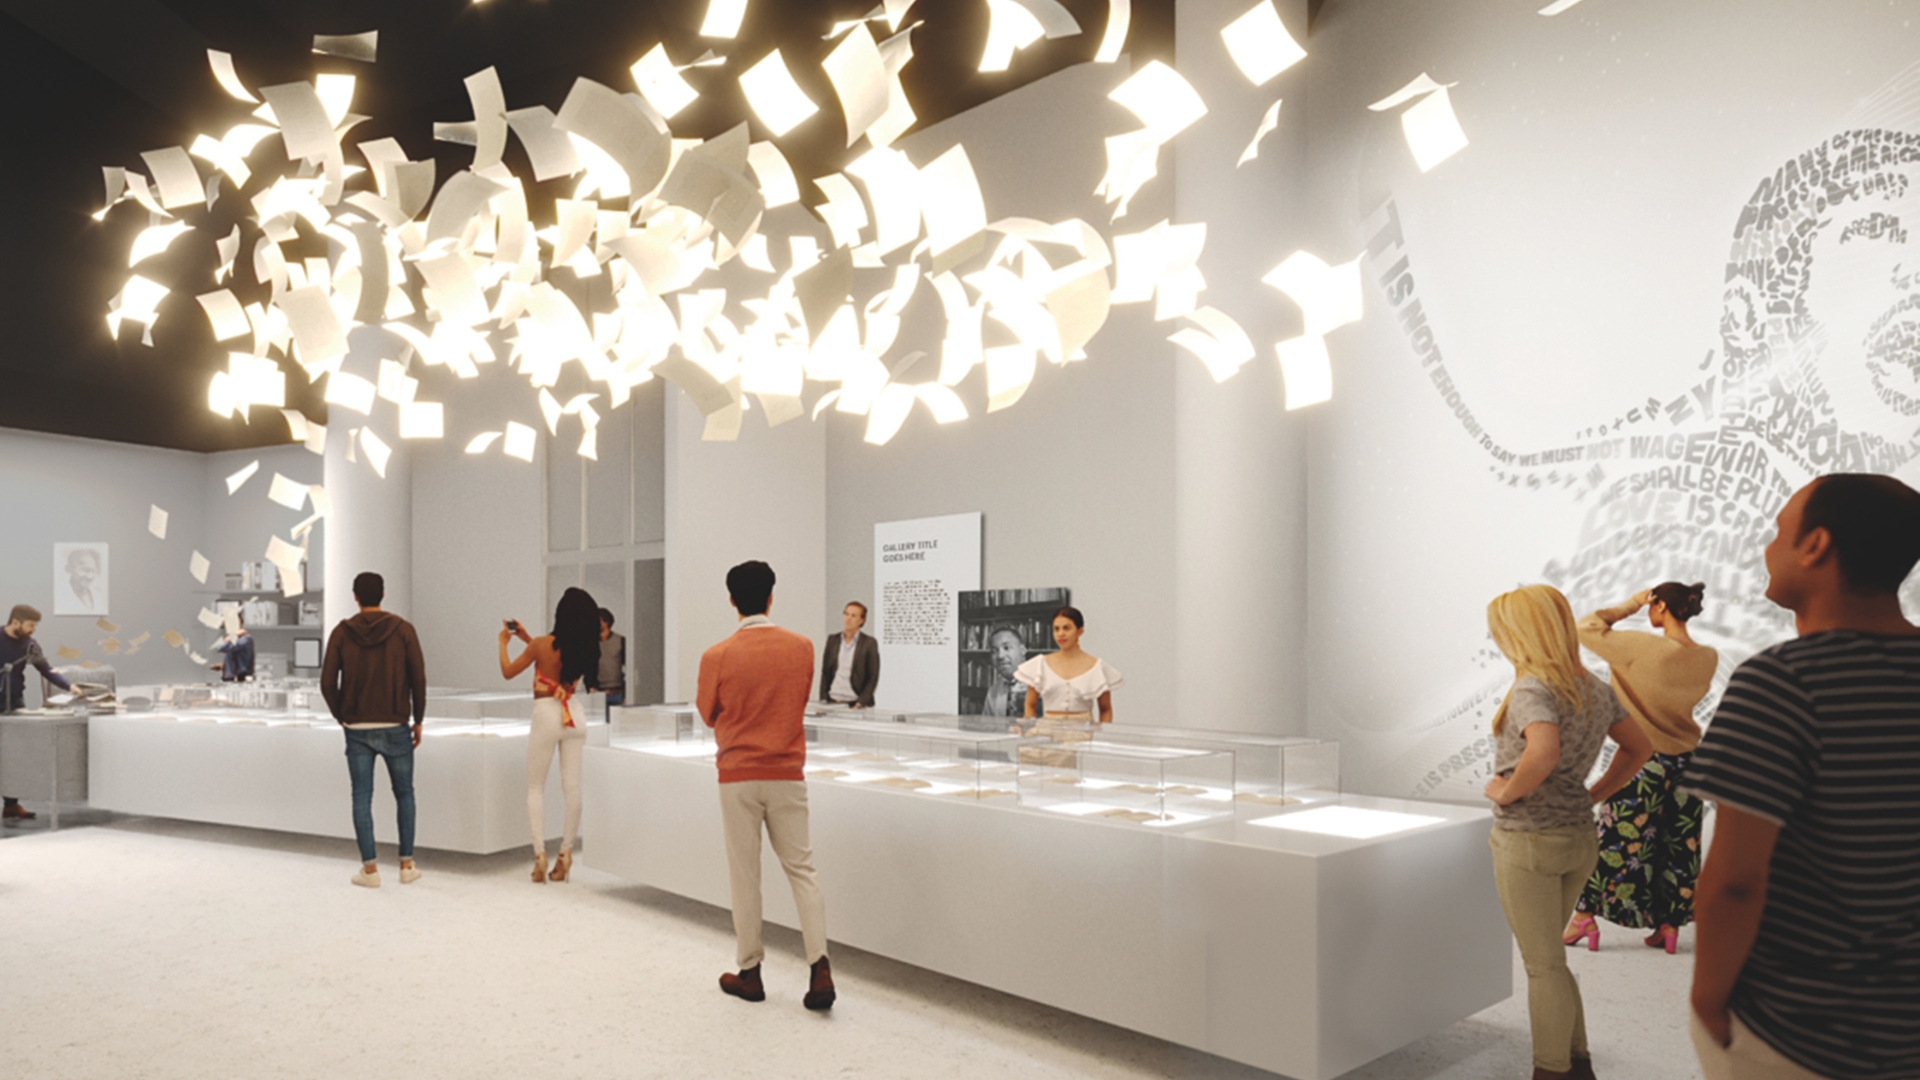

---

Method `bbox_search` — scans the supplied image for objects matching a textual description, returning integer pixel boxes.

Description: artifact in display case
[1015,733,1237,826]
[1096,726,1341,807]
[803,714,1023,799]
[608,703,715,758]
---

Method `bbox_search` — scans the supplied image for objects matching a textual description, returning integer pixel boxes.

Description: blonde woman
[1483,585,1653,1080]
[1563,582,1717,954]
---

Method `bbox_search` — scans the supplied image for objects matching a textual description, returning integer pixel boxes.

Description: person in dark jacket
[818,601,880,709]
[321,572,427,888]
[210,613,255,682]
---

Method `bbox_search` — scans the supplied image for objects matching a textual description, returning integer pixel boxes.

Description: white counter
[582,739,1511,1080]
[89,710,597,854]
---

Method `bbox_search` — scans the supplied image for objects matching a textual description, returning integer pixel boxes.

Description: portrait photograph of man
[53,543,108,616]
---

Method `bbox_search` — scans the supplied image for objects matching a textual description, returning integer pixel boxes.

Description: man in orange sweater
[698,560,834,1010]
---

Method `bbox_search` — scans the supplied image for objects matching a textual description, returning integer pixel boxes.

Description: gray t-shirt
[1492,671,1622,831]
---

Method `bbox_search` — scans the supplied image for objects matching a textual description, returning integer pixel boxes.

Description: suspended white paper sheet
[1109,61,1206,143]
[631,45,699,120]
[1538,0,1589,13]
[1221,2,1306,86]
[196,289,251,341]
[505,107,583,182]
[1401,87,1470,172]
[129,220,192,265]
[1368,73,1451,112]
[700,0,748,38]
[312,31,378,62]
[259,82,339,161]
[324,371,377,415]
[148,505,169,539]
[141,147,203,210]
[466,432,502,454]
[739,50,819,137]
[553,78,671,196]
[503,421,537,462]
[277,285,349,366]
[400,401,444,439]
[267,473,308,511]
[980,0,1045,73]
[190,551,210,584]
[747,141,800,207]
[921,144,986,260]
[208,50,258,102]
[226,460,261,495]
[1238,99,1283,166]
[359,428,392,478]
[1094,0,1131,63]
[824,24,889,146]
[1276,334,1332,409]
[464,67,509,171]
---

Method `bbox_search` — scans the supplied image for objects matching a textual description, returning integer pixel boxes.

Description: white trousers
[719,780,828,969]
[527,697,584,856]
[1691,1011,1832,1080]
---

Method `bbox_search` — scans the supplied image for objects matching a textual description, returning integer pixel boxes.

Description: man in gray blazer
[819,601,880,709]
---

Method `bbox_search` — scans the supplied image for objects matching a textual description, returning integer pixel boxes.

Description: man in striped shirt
[1684,473,1920,1080]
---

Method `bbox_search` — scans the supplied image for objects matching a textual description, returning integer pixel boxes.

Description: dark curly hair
[1649,581,1706,623]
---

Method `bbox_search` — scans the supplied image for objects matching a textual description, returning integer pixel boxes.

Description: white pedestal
[89,714,589,854]
[582,743,1511,1080]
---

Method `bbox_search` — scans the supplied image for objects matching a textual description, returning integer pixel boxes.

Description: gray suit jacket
[819,631,880,708]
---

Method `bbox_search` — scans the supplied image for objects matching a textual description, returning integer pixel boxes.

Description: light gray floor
[0,817,1705,1080]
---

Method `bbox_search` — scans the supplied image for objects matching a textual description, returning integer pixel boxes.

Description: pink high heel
[1563,913,1599,951]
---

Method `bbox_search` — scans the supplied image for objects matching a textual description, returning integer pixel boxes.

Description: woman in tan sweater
[1562,582,1718,954]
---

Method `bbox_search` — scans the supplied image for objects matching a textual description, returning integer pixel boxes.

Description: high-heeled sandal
[1562,913,1599,951]
[550,850,571,883]
[1654,924,1677,954]
[531,853,548,883]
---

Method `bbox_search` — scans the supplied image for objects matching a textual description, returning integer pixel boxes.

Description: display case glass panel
[1015,731,1237,826]
[803,715,1023,799]
[1095,725,1341,807]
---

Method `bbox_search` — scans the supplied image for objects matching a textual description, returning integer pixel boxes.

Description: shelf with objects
[584,701,1509,1080]
[954,588,1070,717]
[87,681,607,853]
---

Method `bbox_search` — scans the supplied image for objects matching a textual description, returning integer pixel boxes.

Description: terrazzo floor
[0,813,1705,1080]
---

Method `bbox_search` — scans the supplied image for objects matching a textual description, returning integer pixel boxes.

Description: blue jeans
[604,689,625,708]
[345,726,416,863]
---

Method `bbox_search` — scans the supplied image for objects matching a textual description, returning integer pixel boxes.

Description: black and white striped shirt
[1683,631,1920,1080]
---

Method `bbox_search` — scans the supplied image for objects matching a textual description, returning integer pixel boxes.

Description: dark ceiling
[0,0,1173,453]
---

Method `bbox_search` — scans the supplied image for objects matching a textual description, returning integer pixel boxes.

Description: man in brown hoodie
[321,572,427,888]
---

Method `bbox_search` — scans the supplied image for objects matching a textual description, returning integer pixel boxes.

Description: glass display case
[1014,727,1237,826]
[1096,725,1341,807]
[803,715,1024,799]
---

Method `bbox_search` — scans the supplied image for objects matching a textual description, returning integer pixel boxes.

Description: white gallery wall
[1297,0,1920,798]
[0,427,320,690]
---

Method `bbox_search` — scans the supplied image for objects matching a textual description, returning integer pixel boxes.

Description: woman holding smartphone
[499,587,600,884]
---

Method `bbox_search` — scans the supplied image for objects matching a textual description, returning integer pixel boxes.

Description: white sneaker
[399,862,421,884]
[351,867,381,888]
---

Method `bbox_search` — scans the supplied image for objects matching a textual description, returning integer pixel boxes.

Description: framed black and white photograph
[53,542,109,616]
[956,587,1070,724]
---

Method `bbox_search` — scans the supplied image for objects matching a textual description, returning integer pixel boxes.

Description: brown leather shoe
[803,956,836,1011]
[1569,1053,1597,1080]
[1530,1068,1573,1079]
[2,803,37,821]
[720,965,765,1002]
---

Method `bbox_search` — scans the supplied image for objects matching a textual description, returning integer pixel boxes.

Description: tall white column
[323,328,413,631]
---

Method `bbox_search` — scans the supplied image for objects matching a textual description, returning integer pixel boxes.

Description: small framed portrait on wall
[54,542,109,616]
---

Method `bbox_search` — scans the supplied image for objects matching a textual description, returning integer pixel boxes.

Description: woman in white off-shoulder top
[1011,607,1122,734]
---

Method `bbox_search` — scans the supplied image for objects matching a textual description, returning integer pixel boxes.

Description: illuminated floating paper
[748,141,801,208]
[1368,73,1451,112]
[312,31,378,63]
[1109,61,1206,144]
[1400,87,1469,172]
[1275,334,1332,410]
[824,24,888,146]
[207,50,258,103]
[700,0,748,38]
[921,144,987,262]
[985,345,1037,412]
[148,505,169,539]
[739,50,819,137]
[1095,0,1131,63]
[505,107,583,182]
[400,401,444,439]
[1239,99,1283,166]
[141,147,203,210]
[503,421,537,462]
[324,371,377,415]
[463,67,508,171]
[196,290,251,341]
[978,0,1079,73]
[1262,250,1362,335]
[190,551,210,584]
[1538,0,1588,12]
[1221,2,1306,86]
[465,432,502,454]
[268,473,308,511]
[129,221,192,266]
[1170,307,1255,382]
[225,460,260,495]
[265,535,307,596]
[632,45,699,120]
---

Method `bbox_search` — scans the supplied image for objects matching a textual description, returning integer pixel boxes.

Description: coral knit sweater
[697,615,816,783]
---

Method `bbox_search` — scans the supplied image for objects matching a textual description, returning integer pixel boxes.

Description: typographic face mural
[1361,128,1920,801]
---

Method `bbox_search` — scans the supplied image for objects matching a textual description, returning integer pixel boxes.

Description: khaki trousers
[719,780,828,969]
[1691,1012,1832,1080]
[1491,823,1598,1072]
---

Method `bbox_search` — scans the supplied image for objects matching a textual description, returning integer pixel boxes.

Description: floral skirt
[1575,752,1701,930]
